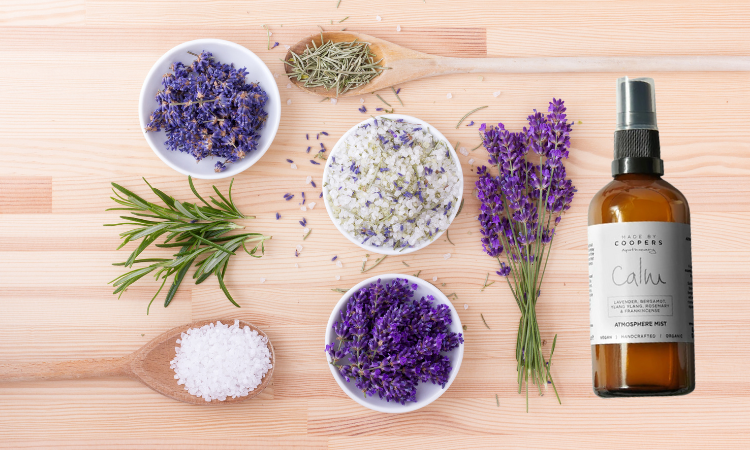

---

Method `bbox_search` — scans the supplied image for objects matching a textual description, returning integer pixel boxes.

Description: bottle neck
[612,129,663,176]
[613,173,662,181]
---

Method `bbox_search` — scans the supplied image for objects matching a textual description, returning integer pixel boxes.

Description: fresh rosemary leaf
[216,267,240,308]
[164,259,192,307]
[189,176,211,207]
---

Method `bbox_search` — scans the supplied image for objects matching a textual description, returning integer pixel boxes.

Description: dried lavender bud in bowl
[138,39,281,179]
[325,274,464,413]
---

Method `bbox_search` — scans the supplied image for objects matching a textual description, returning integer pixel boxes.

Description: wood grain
[1,0,749,448]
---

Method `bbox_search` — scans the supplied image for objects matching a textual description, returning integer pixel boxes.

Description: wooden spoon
[285,31,750,98]
[0,318,274,405]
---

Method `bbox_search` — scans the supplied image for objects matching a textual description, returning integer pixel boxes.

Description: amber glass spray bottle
[588,77,695,397]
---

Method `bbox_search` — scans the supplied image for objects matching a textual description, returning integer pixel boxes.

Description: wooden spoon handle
[0,356,132,382]
[433,55,750,74]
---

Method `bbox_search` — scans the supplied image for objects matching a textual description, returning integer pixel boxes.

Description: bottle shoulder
[588,176,690,225]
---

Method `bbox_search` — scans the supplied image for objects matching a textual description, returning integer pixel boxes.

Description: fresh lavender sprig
[475,98,575,410]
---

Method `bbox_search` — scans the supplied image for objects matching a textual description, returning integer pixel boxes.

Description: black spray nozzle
[616,77,658,131]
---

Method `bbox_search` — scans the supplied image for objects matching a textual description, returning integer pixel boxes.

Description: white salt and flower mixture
[325,117,461,250]
[170,320,272,402]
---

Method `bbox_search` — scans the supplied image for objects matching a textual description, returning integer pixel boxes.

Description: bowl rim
[322,114,464,255]
[137,38,281,180]
[324,273,464,413]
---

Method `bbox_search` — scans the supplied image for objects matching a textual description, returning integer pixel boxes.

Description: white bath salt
[446,93,452,99]
[336,275,341,281]
[171,320,272,402]
[294,263,299,268]
[291,163,297,169]
[443,253,452,259]
[287,83,292,89]
[274,73,280,78]
[306,175,312,184]
[336,260,343,268]
[433,276,438,282]
[330,98,338,105]
[468,158,475,165]
[493,90,502,98]
[296,244,303,252]
[260,277,266,283]
[286,99,292,105]
[464,303,468,310]
[396,25,401,32]
[362,256,368,262]
[307,202,316,210]
[303,227,310,235]
[284,45,291,50]
[459,147,468,156]
[301,205,307,211]
[376,15,382,21]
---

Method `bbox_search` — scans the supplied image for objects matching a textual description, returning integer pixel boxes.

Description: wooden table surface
[1,1,749,449]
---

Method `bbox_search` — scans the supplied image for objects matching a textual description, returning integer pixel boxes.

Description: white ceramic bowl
[325,274,464,413]
[138,39,281,179]
[322,114,464,255]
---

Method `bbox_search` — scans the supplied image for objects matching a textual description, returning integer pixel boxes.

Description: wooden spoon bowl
[0,319,275,405]
[284,31,431,98]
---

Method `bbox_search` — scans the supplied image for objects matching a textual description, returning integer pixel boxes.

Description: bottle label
[588,222,694,345]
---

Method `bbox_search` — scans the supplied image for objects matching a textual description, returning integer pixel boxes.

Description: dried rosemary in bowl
[284,34,387,96]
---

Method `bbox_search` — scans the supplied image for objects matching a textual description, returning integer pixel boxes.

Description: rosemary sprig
[339,16,349,23]
[413,270,421,277]
[470,142,483,151]
[402,261,410,267]
[446,229,455,245]
[106,176,271,313]
[332,288,348,293]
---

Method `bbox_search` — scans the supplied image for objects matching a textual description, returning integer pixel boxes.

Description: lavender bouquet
[476,99,575,409]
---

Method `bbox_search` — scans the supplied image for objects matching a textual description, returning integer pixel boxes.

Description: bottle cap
[616,77,658,131]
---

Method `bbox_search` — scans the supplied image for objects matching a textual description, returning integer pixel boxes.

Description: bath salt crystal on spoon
[170,320,272,402]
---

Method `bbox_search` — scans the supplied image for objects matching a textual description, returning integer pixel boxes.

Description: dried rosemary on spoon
[284,33,388,96]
